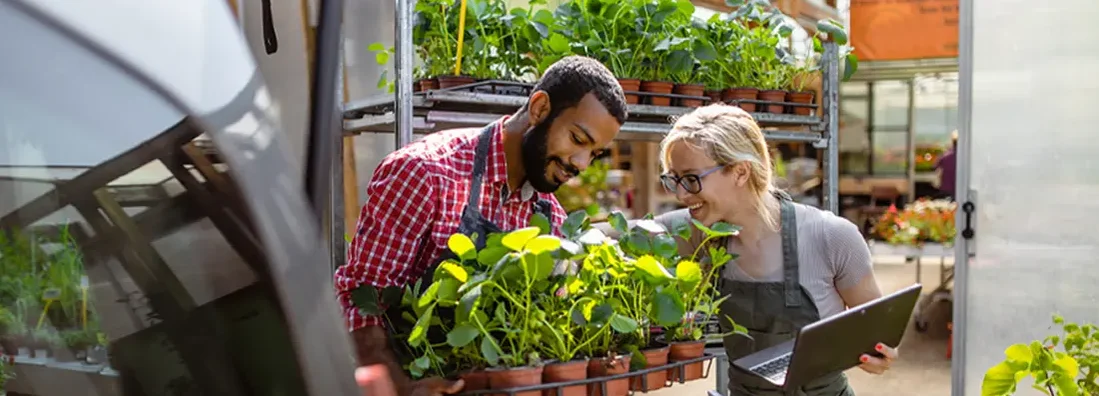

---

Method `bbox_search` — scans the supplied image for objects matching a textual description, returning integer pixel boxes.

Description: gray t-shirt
[651,204,873,319]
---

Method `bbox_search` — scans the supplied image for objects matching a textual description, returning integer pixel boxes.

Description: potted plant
[637,0,694,106]
[86,332,110,365]
[699,14,741,104]
[443,229,557,396]
[725,22,779,112]
[413,0,474,89]
[982,315,1098,395]
[659,220,749,382]
[553,0,645,104]
[60,328,97,362]
[570,243,638,396]
[531,213,594,396]
[29,329,57,359]
[492,3,550,94]
[755,63,792,114]
[667,22,717,108]
[1,357,13,396]
[535,290,590,396]
[663,13,716,107]
[540,211,648,396]
[456,0,516,89]
[602,214,677,391]
[0,307,17,355]
[785,56,818,115]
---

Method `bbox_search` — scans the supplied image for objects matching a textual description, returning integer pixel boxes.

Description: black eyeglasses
[659,165,725,194]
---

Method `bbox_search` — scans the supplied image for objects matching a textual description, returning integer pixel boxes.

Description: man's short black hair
[527,56,629,125]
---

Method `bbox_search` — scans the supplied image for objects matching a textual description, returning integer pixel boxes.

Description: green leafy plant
[367,43,396,94]
[633,0,703,83]
[365,204,755,384]
[0,356,13,394]
[553,159,610,218]
[813,18,859,82]
[664,220,747,342]
[982,315,1099,396]
[412,0,462,77]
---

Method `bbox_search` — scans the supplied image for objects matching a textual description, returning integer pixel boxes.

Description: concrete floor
[648,256,955,396]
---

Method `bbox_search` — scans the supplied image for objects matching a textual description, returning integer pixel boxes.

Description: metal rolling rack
[339,39,841,212]
[334,5,842,394]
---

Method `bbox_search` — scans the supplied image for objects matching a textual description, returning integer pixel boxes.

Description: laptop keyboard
[750,353,791,384]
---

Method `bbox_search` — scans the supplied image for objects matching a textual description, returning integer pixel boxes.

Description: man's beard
[521,118,578,193]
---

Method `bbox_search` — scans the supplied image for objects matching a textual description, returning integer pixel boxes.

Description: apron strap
[775,190,802,308]
[467,123,498,209]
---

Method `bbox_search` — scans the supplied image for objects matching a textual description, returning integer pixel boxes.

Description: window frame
[3,1,360,394]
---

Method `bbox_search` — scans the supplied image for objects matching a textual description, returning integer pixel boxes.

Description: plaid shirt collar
[485,116,539,203]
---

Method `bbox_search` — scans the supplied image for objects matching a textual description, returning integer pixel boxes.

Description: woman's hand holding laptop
[857,342,899,374]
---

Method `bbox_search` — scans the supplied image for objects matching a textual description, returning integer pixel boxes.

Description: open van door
[0,0,359,395]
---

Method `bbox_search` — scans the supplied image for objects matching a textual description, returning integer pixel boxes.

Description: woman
[622,103,896,395]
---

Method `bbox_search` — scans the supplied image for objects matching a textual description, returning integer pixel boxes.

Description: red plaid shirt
[334,117,567,331]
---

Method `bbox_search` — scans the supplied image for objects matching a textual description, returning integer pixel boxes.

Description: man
[334,55,628,396]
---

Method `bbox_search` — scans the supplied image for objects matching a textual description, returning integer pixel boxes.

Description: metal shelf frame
[334,0,841,258]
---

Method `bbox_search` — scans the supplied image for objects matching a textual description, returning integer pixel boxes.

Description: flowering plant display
[874,199,957,246]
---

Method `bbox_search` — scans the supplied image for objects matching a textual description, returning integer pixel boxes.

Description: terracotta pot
[704,89,722,104]
[758,90,788,114]
[420,78,439,91]
[586,355,631,396]
[721,87,759,112]
[667,340,706,383]
[460,370,491,391]
[641,81,675,106]
[629,346,670,392]
[618,78,642,105]
[487,366,544,396]
[437,75,476,89]
[542,359,588,396]
[673,83,706,107]
[786,91,815,116]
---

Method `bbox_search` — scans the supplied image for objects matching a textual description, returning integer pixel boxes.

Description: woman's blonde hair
[659,103,779,231]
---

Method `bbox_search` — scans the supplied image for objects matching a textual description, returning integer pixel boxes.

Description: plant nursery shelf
[455,352,720,396]
[343,83,826,144]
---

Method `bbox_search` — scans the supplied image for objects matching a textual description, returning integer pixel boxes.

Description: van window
[0,4,308,395]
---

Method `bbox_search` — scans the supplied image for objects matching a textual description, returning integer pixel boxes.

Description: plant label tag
[43,288,61,300]
[80,276,89,289]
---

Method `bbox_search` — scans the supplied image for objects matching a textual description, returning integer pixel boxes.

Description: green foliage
[0,356,13,392]
[382,210,749,379]
[982,315,1099,396]
[372,0,858,89]
[0,224,98,350]
[553,159,610,219]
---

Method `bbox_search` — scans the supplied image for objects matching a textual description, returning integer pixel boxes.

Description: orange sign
[850,0,959,61]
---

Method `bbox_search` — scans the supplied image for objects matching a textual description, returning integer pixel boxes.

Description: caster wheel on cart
[915,320,930,333]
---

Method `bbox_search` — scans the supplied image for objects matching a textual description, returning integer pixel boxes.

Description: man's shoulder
[378,128,480,174]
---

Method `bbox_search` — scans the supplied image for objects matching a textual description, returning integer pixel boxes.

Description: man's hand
[352,326,465,395]
[357,365,397,396]
[356,367,463,396]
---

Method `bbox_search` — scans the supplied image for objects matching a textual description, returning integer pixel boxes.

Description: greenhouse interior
[0,0,1096,395]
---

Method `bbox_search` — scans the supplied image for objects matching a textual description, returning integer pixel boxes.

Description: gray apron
[716,192,853,396]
